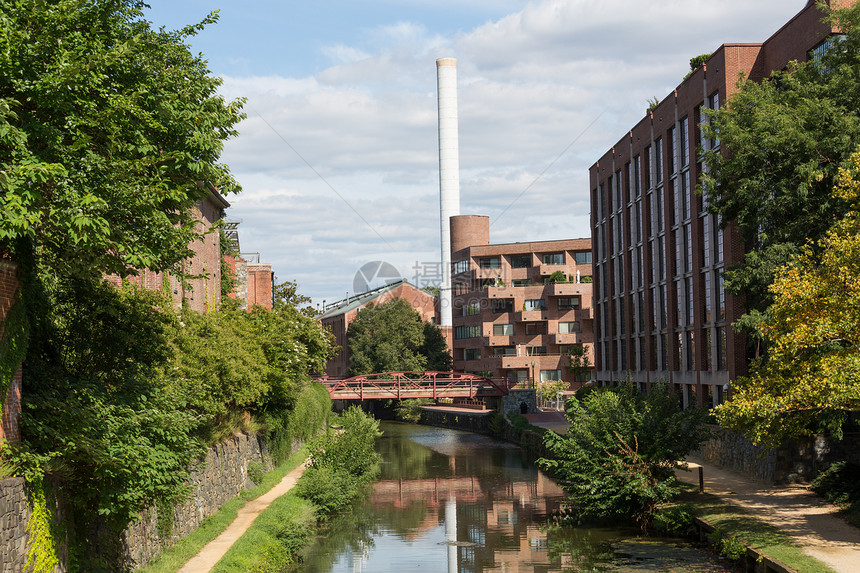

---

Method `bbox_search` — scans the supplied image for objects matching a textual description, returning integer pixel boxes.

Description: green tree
[566,344,592,382]
[703,2,860,331]
[347,299,451,375]
[540,382,709,528]
[0,0,244,279]
[716,150,860,447]
[421,321,453,371]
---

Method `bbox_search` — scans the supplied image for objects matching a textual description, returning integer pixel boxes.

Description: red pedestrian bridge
[318,371,512,401]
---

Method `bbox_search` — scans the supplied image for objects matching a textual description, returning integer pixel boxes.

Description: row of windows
[596,326,728,372]
[454,252,592,274]
[458,296,582,316]
[456,319,583,341]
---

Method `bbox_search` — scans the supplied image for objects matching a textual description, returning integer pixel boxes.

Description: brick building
[106,185,230,313]
[319,280,440,377]
[589,0,845,407]
[224,253,275,310]
[0,256,22,444]
[450,215,593,388]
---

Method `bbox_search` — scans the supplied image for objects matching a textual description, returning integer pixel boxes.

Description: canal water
[299,422,730,572]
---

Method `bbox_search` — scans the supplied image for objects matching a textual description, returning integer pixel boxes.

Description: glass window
[680,116,689,168]
[668,127,676,174]
[480,256,500,269]
[493,323,513,336]
[655,138,663,183]
[558,321,580,334]
[540,369,562,382]
[558,297,581,310]
[524,299,546,311]
[542,253,564,265]
[491,299,513,313]
[633,155,641,198]
[525,322,547,335]
[463,302,480,316]
[464,348,481,361]
[510,254,531,268]
[526,346,547,356]
[512,279,530,287]
[493,346,516,357]
[453,260,469,275]
[574,251,592,265]
[455,325,480,340]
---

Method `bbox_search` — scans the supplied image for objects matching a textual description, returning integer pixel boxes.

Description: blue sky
[144,0,804,309]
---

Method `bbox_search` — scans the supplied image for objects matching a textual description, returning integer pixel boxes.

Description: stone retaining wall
[418,408,492,434]
[0,433,285,571]
[695,425,860,484]
[123,432,275,569]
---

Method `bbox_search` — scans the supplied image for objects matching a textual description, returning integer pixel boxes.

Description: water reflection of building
[370,469,565,571]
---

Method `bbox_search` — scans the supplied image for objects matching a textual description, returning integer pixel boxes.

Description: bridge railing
[318,371,512,400]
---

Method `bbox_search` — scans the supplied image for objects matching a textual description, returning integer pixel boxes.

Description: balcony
[500,356,534,369]
[552,332,581,345]
[538,263,567,276]
[483,335,512,347]
[487,285,517,299]
[549,283,584,296]
[475,266,503,280]
[517,310,547,322]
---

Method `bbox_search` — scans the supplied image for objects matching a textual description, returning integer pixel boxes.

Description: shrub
[708,527,748,561]
[810,461,860,526]
[247,461,265,486]
[540,381,709,528]
[652,503,696,535]
[394,398,432,423]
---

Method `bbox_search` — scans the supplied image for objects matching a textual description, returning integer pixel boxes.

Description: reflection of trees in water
[292,494,380,571]
[543,525,627,572]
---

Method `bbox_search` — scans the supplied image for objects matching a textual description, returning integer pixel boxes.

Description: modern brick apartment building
[224,253,275,310]
[450,215,593,388]
[589,0,845,407]
[319,280,440,377]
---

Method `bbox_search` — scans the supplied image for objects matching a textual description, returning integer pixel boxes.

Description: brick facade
[320,281,440,377]
[588,0,844,407]
[0,259,22,444]
[105,188,229,313]
[450,215,593,389]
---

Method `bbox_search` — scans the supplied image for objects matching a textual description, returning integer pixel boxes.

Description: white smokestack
[437,57,460,329]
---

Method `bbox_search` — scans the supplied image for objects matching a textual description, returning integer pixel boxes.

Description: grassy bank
[138,446,309,573]
[667,490,837,573]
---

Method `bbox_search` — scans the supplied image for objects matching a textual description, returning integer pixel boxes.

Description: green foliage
[810,461,860,526]
[716,151,860,446]
[421,321,453,371]
[547,270,567,284]
[247,461,265,486]
[347,299,451,375]
[540,382,709,528]
[211,491,316,573]
[297,406,381,519]
[422,285,440,297]
[703,2,860,317]
[708,527,748,561]
[565,344,591,382]
[24,478,60,573]
[167,303,335,442]
[652,502,696,535]
[394,398,432,423]
[0,0,245,279]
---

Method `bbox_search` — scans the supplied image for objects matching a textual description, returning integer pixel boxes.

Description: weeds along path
[177,462,308,573]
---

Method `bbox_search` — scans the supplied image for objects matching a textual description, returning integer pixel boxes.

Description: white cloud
[218,0,805,303]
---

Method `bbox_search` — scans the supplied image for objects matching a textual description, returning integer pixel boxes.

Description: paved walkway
[675,457,860,573]
[177,462,307,573]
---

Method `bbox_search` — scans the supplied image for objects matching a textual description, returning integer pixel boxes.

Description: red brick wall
[246,264,273,309]
[0,259,22,443]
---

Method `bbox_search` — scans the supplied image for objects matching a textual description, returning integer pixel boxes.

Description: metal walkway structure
[318,371,511,401]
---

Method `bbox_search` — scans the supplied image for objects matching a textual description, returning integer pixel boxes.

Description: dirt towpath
[177,462,307,573]
[676,457,860,573]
